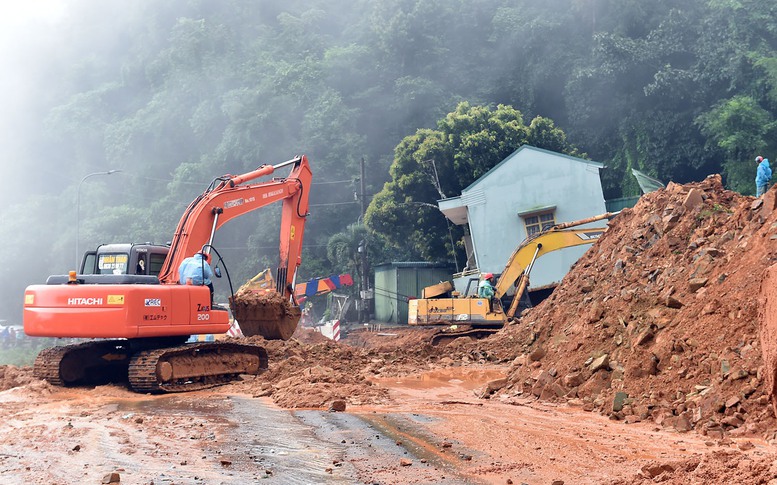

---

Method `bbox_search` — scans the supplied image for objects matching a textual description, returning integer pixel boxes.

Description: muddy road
[1,364,772,484]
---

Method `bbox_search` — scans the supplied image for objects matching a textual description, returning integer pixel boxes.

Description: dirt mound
[224,327,502,408]
[230,289,300,340]
[0,365,37,391]
[609,448,775,484]
[480,175,777,438]
[289,325,332,344]
[343,327,440,350]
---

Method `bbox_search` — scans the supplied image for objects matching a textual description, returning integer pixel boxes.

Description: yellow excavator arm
[495,226,604,317]
[495,211,618,318]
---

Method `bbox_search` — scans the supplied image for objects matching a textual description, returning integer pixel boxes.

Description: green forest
[1,0,776,320]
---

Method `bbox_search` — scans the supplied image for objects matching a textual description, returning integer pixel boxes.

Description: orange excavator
[23,155,312,392]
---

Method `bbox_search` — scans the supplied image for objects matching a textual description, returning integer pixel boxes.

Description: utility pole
[359,157,370,323]
[360,156,367,218]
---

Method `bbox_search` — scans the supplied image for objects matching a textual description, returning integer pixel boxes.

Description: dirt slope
[243,174,777,442]
[480,174,777,439]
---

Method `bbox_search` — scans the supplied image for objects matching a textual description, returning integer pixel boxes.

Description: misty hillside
[0,0,776,321]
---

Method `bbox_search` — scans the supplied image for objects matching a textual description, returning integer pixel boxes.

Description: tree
[326,223,371,294]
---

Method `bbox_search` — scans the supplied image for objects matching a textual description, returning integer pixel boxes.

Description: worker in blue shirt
[755,155,772,197]
[478,273,495,298]
[179,251,214,303]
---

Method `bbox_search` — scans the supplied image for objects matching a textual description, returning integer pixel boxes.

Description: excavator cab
[79,243,170,276]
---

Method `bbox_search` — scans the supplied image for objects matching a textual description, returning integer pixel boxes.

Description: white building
[437,145,607,296]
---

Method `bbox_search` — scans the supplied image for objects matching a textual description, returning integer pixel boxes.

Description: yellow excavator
[409,212,618,345]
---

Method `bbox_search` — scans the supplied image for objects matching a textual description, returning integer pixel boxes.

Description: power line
[310,201,358,207]
[211,244,329,250]
[312,179,352,185]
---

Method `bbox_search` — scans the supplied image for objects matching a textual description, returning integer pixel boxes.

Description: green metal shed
[373,262,455,324]
[605,196,641,212]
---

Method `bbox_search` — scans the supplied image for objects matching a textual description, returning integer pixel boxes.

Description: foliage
[696,95,776,194]
[326,223,370,289]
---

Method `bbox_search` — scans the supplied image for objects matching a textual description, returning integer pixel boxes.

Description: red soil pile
[225,328,447,408]
[0,365,36,391]
[479,175,777,439]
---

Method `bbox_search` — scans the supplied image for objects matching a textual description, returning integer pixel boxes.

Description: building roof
[437,196,467,224]
[631,169,665,193]
[463,145,604,193]
[437,145,605,225]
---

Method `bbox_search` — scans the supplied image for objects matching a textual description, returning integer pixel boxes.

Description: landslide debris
[224,327,447,408]
[0,365,36,391]
[9,174,777,446]
[481,175,777,438]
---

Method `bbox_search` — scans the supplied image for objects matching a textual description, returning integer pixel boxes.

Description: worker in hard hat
[478,272,496,312]
[755,155,772,197]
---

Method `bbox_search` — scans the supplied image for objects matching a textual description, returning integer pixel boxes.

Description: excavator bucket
[229,288,301,340]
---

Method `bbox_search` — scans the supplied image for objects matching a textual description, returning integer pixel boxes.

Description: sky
[0,0,66,28]
[0,0,69,204]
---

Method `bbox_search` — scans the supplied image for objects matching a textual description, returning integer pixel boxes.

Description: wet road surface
[111,394,474,484]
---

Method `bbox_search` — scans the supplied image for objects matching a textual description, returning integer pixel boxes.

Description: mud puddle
[376,367,506,390]
[372,366,506,403]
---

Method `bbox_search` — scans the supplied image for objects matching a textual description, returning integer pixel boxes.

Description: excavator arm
[494,211,618,317]
[157,156,312,294]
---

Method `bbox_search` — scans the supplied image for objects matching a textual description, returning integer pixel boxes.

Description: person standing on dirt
[755,155,772,197]
[178,251,214,304]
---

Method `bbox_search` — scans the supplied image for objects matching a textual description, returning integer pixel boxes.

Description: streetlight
[76,170,122,270]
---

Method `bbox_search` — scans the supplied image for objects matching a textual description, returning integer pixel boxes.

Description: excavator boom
[159,155,311,294]
[493,211,617,300]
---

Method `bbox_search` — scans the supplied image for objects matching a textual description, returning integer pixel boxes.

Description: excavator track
[33,340,131,387]
[128,342,269,393]
[430,327,501,346]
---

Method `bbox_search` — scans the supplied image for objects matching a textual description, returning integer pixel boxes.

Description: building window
[523,212,556,236]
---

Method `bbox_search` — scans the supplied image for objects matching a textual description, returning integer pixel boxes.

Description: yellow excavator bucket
[242,268,276,292]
